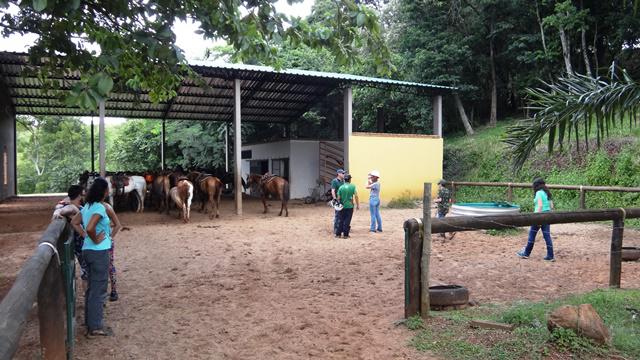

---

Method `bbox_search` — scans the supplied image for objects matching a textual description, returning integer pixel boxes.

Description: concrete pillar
[99,100,106,177]
[0,85,16,200]
[343,87,352,172]
[233,79,242,215]
[90,118,95,173]
[432,95,443,137]
[161,119,166,170]
[224,123,229,173]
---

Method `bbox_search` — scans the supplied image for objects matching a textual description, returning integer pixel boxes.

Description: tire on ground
[429,285,469,306]
[622,247,640,262]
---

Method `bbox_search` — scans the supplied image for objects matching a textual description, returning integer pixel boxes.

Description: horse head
[246,174,262,187]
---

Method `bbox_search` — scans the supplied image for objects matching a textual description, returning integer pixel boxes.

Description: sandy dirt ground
[1,196,639,360]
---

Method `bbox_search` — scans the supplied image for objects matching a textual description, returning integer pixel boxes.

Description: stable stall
[0,51,454,211]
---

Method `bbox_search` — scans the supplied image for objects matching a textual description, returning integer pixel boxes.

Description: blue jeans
[369,197,382,231]
[337,208,354,237]
[523,224,554,259]
[333,210,341,234]
[83,249,109,331]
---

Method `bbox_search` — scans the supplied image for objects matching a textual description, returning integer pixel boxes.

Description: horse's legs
[262,195,268,214]
[216,187,222,218]
[138,187,144,213]
[208,189,215,219]
[278,190,283,216]
[284,200,288,217]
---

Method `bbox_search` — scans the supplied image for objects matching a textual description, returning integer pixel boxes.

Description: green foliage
[409,289,640,360]
[0,0,392,110]
[505,71,640,170]
[550,328,601,354]
[16,115,89,193]
[386,191,419,209]
[164,121,226,170]
[405,315,424,330]
[446,120,640,226]
[108,119,161,172]
[500,289,640,358]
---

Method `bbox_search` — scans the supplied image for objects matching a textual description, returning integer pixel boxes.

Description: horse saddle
[196,173,213,184]
[260,173,277,186]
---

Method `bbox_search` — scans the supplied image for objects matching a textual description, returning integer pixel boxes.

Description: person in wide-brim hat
[366,170,382,233]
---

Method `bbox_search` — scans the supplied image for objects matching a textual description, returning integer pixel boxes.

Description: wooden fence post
[37,255,66,360]
[450,182,456,203]
[404,219,423,318]
[609,217,624,288]
[421,183,432,319]
[579,187,586,209]
[506,183,513,202]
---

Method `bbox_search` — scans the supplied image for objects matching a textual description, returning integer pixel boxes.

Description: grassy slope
[408,289,640,360]
[443,120,640,219]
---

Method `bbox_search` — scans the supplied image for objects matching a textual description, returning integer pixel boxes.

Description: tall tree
[16,116,89,193]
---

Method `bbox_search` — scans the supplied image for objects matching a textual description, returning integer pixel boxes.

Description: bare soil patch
[1,196,638,359]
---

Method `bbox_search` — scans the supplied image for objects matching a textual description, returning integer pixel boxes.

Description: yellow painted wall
[349,133,443,204]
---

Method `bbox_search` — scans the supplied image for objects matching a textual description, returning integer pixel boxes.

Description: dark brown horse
[187,171,223,219]
[152,174,171,214]
[247,173,290,217]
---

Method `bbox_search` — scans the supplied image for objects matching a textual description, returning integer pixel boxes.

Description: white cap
[368,170,380,178]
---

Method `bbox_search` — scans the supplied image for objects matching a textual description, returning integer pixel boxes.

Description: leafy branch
[504,66,640,171]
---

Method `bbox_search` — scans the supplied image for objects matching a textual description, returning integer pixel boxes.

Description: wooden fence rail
[0,219,73,360]
[404,184,640,319]
[445,181,640,208]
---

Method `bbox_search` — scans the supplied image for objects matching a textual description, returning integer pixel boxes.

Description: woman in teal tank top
[517,178,555,261]
[72,177,114,337]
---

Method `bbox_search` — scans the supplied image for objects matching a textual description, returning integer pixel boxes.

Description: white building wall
[289,140,320,199]
[241,140,290,182]
[241,140,347,199]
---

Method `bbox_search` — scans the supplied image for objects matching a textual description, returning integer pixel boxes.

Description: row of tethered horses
[78,169,291,222]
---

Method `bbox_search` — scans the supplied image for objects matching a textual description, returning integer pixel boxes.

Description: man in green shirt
[331,169,345,235]
[336,174,359,238]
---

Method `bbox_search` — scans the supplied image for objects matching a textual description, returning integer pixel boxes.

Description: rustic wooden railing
[445,181,640,209]
[404,183,640,319]
[0,219,76,360]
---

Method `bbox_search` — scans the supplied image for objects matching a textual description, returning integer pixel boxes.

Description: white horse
[106,175,147,213]
[169,179,194,222]
[80,172,147,213]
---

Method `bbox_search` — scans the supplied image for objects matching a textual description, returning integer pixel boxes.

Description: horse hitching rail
[404,186,640,319]
[0,219,73,360]
[444,181,640,208]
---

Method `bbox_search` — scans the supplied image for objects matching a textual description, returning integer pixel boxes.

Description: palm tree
[504,66,640,171]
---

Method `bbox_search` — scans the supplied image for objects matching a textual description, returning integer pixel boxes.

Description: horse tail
[163,176,171,214]
[283,180,290,202]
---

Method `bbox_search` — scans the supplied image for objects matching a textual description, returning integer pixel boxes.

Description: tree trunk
[559,26,573,74]
[535,0,548,55]
[580,1,592,77]
[592,21,598,77]
[454,94,474,135]
[489,30,498,126]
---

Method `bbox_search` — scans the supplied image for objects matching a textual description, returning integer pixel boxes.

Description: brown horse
[169,178,194,223]
[152,174,171,214]
[187,171,223,219]
[247,173,290,217]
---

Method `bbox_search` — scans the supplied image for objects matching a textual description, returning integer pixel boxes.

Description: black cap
[345,174,352,182]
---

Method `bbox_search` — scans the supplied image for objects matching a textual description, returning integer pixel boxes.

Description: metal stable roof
[0,51,454,123]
